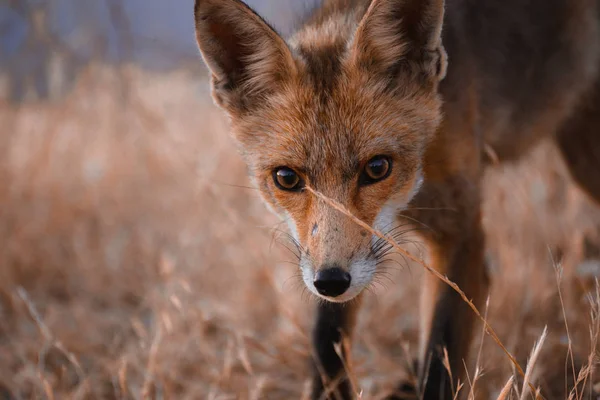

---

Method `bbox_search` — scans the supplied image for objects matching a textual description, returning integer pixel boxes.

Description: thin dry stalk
[16,287,89,397]
[548,247,577,399]
[399,341,420,396]
[463,360,474,400]
[141,326,163,399]
[119,358,129,398]
[305,186,528,382]
[497,376,515,400]
[469,296,491,400]
[453,381,464,400]
[222,337,235,380]
[568,281,600,400]
[441,348,455,396]
[519,326,548,400]
[236,334,254,375]
[301,380,312,400]
[311,345,346,400]
[249,375,268,400]
[333,335,361,398]
[42,378,55,400]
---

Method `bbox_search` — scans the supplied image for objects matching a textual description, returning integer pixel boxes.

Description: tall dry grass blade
[569,280,600,400]
[311,344,346,400]
[548,246,577,399]
[519,326,548,400]
[305,186,528,382]
[249,375,268,400]
[453,381,464,400]
[469,296,491,400]
[141,326,163,399]
[442,347,455,396]
[16,286,89,397]
[333,334,361,397]
[301,380,312,400]
[236,334,254,375]
[222,337,235,380]
[119,358,129,398]
[42,378,55,400]
[497,376,514,400]
[463,359,474,400]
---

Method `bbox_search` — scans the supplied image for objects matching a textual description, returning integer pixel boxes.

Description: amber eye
[273,167,303,191]
[360,156,391,185]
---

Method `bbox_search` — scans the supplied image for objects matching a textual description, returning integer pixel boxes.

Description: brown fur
[194,0,600,398]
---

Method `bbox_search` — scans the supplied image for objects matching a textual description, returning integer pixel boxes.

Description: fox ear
[194,0,296,114]
[351,0,447,82]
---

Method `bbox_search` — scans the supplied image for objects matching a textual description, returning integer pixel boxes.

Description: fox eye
[273,167,303,191]
[361,156,392,185]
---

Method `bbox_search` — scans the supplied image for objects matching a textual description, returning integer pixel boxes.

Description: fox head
[194,0,447,302]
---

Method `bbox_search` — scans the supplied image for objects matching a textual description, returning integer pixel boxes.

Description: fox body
[194,0,600,398]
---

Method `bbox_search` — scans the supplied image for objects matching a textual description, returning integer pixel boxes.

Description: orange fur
[194,0,600,398]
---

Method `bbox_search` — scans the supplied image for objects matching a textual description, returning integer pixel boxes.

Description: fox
[193,0,600,398]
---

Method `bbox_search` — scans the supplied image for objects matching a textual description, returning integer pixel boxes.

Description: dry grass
[1,64,600,399]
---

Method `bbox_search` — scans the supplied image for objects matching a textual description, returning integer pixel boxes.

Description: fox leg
[311,299,361,400]
[402,175,489,400]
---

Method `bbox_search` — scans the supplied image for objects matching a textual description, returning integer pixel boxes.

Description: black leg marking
[311,302,355,400]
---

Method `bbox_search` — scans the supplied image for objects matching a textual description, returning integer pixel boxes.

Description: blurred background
[1,1,600,398]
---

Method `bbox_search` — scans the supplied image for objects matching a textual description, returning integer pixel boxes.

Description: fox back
[194,0,600,398]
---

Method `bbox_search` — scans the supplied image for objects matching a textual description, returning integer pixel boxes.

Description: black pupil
[278,169,297,187]
[368,159,387,177]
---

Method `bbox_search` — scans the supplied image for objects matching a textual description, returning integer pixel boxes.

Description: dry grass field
[1,63,600,399]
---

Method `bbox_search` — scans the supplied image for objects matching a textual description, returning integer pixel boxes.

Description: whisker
[397,213,436,233]
[373,271,395,286]
[370,278,388,293]
[282,272,304,291]
[277,242,301,261]
[279,260,301,268]
[404,206,457,212]
[210,181,260,191]
[376,258,406,272]
[390,226,429,238]
[391,239,428,257]
[369,223,427,260]
[300,286,312,304]
[363,285,380,305]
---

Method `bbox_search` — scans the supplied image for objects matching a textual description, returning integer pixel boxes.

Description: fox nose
[313,267,351,297]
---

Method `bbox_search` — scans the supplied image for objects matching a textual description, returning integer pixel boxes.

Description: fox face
[195,0,447,302]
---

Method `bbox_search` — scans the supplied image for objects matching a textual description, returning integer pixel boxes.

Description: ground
[0,65,599,399]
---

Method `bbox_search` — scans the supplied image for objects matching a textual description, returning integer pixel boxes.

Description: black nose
[313,267,351,297]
